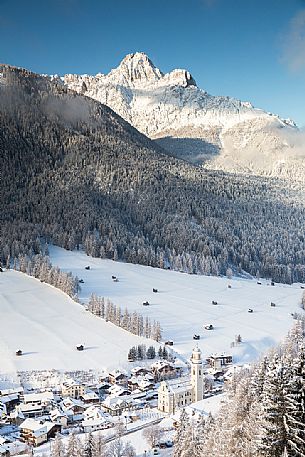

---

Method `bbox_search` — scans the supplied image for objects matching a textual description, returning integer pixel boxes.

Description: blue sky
[1,0,305,126]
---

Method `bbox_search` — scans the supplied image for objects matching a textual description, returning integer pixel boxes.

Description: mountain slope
[0,64,305,284]
[60,52,304,181]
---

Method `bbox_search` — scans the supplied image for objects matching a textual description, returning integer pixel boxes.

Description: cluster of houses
[0,351,233,452]
[158,350,233,414]
[0,359,183,449]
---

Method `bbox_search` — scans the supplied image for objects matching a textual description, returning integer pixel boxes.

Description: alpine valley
[1,48,305,457]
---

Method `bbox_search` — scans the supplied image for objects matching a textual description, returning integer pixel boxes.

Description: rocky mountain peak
[58,53,303,182]
[109,52,163,86]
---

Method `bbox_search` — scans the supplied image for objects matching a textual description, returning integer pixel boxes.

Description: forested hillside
[0,64,304,283]
[174,319,305,457]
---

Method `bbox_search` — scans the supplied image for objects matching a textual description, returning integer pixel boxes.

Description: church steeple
[191,346,203,402]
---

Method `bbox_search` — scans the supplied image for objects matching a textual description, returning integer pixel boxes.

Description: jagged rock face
[59,52,304,181]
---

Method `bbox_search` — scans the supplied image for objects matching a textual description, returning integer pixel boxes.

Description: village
[0,348,233,455]
[1,251,301,455]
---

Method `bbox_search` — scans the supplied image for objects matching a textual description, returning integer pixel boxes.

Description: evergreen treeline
[174,320,305,457]
[88,293,162,341]
[1,65,305,284]
[127,344,172,361]
[12,252,79,298]
[127,344,156,360]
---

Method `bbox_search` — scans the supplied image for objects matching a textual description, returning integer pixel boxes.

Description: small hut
[76,344,84,351]
[16,349,22,356]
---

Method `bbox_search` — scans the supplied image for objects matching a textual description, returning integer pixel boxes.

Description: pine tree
[284,346,305,456]
[50,435,65,457]
[173,409,195,457]
[147,346,156,359]
[192,415,206,457]
[257,355,287,457]
[66,433,82,457]
[83,433,96,457]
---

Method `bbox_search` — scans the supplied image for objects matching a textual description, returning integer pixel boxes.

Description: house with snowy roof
[19,418,61,447]
[81,406,113,433]
[61,380,85,399]
[60,397,86,423]
[101,395,135,416]
[23,391,54,406]
[151,360,180,381]
[128,375,154,392]
[15,402,45,419]
[49,408,68,427]
[80,391,99,404]
[108,370,128,386]
[108,384,130,397]
[158,347,204,414]
[131,367,152,377]
[206,353,233,370]
[0,386,24,398]
[0,393,19,414]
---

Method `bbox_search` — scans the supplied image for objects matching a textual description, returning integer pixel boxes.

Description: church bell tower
[191,346,203,402]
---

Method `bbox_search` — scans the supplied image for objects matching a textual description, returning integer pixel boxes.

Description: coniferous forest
[1,64,305,284]
[173,320,305,457]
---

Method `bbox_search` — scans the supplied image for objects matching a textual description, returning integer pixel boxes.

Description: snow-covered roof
[208,353,233,359]
[102,395,135,409]
[81,391,99,401]
[0,387,23,396]
[50,408,67,420]
[108,370,127,379]
[108,385,130,397]
[138,379,154,390]
[151,360,175,370]
[0,393,19,403]
[82,417,110,427]
[61,397,85,410]
[62,379,82,387]
[17,403,43,413]
[187,394,226,417]
[131,366,152,375]
[24,391,54,404]
[83,405,105,420]
[19,418,55,436]
[160,377,192,395]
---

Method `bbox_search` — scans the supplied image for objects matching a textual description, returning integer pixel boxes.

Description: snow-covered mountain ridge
[54,52,305,181]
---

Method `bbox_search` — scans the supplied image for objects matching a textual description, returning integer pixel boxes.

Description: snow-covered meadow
[0,270,157,375]
[0,245,303,376]
[50,247,303,364]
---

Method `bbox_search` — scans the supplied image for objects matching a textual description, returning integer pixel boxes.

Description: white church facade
[158,346,203,414]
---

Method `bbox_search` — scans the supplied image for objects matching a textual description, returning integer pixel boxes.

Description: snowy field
[0,246,303,376]
[0,270,157,375]
[49,246,303,365]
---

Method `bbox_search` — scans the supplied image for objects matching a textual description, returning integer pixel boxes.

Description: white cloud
[281,9,305,73]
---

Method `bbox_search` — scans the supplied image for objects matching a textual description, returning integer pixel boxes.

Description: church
[157,346,203,414]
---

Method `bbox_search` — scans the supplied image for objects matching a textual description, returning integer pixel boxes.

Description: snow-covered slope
[59,52,304,181]
[1,247,303,375]
[0,271,156,374]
